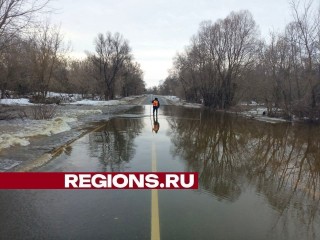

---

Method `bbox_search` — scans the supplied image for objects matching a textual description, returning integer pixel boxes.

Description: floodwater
[1,103,320,240]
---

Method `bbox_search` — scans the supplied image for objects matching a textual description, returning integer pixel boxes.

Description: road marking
[151,142,160,240]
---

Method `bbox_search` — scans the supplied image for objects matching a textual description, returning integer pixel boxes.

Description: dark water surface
[1,105,320,240]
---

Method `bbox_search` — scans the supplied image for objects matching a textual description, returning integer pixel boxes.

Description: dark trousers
[153,107,158,116]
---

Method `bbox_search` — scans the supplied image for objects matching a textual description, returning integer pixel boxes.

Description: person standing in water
[151,97,160,117]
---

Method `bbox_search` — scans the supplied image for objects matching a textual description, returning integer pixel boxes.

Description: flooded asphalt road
[1,97,320,240]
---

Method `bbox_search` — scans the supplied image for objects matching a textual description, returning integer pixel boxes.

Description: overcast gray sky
[50,0,294,87]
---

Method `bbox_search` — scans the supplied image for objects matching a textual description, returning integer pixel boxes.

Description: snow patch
[0,117,75,151]
[0,134,30,149]
[68,99,123,106]
[0,94,138,151]
[241,107,289,123]
[165,96,180,102]
[47,92,82,102]
[32,117,74,136]
[246,107,268,115]
[65,109,103,118]
[0,98,33,105]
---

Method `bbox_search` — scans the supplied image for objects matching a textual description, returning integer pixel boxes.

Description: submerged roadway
[1,95,320,240]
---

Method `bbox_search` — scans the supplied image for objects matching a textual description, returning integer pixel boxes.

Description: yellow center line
[151,142,160,240]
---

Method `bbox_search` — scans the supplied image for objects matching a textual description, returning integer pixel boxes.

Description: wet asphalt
[1,95,320,240]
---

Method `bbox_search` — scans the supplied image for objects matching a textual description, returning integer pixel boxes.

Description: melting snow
[0,98,33,105]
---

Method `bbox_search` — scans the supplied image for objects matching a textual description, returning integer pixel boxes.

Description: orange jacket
[152,100,159,107]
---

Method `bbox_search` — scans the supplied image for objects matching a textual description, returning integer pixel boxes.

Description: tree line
[0,0,145,102]
[160,0,320,120]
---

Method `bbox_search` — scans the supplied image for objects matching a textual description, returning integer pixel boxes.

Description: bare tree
[68,59,95,98]
[0,0,49,51]
[258,33,293,116]
[93,32,131,100]
[0,0,49,99]
[171,11,259,108]
[0,36,20,98]
[173,50,202,102]
[27,22,65,100]
[119,60,145,97]
[290,0,319,108]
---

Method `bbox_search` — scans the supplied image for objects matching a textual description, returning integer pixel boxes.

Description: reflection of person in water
[152,115,160,134]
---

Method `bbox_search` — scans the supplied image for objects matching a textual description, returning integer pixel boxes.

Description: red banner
[0,172,198,189]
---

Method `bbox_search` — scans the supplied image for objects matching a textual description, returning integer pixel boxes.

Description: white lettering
[64,173,193,189]
[145,174,159,188]
[78,174,91,188]
[128,174,144,188]
[91,174,107,188]
[180,174,194,188]
[113,174,128,188]
[166,174,179,188]
[65,174,78,188]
